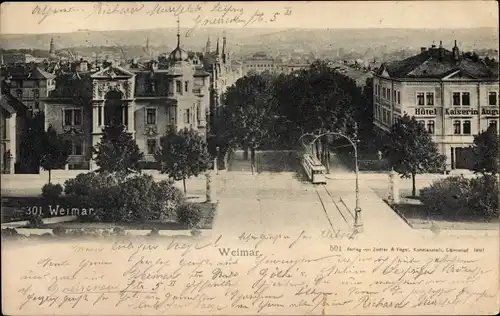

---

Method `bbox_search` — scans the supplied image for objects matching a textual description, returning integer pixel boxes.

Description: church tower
[49,37,55,54]
[222,33,227,64]
[205,36,212,54]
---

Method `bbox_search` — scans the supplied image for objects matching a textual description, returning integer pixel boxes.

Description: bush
[467,175,499,219]
[27,214,44,228]
[42,183,63,201]
[119,174,158,222]
[64,172,125,222]
[153,180,185,222]
[176,203,203,228]
[1,228,19,237]
[52,226,66,236]
[420,175,499,220]
[64,172,186,223]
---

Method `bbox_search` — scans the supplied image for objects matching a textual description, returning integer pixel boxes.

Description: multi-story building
[241,52,311,75]
[373,41,499,170]
[202,35,242,130]
[2,26,243,172]
[6,65,56,113]
[0,87,28,174]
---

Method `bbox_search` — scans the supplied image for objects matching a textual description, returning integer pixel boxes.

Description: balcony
[192,88,204,96]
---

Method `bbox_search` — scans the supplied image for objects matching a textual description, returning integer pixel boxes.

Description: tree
[39,125,71,183]
[274,61,360,162]
[221,73,276,171]
[19,112,46,173]
[155,127,212,194]
[384,114,446,197]
[94,124,143,174]
[472,125,499,174]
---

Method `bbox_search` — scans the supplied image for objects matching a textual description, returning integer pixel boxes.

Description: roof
[29,67,56,80]
[378,46,499,80]
[0,93,28,115]
[194,68,210,77]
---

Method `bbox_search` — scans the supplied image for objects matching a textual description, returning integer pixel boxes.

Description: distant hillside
[1,27,498,58]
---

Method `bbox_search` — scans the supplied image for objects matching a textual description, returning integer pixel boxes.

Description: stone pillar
[206,171,216,202]
[89,158,98,171]
[127,102,134,132]
[92,104,99,131]
[388,169,400,204]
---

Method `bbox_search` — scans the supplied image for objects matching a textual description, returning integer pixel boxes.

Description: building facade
[1,28,242,171]
[0,90,27,174]
[373,41,499,170]
[241,52,311,75]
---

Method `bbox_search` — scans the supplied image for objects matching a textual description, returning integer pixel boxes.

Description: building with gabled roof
[1,91,28,174]
[373,40,499,170]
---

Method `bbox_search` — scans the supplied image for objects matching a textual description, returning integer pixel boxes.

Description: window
[64,110,72,126]
[146,108,156,125]
[33,89,40,98]
[71,139,83,156]
[377,85,381,96]
[461,92,470,106]
[387,88,391,100]
[16,89,23,99]
[186,109,190,124]
[382,87,386,99]
[489,92,498,106]
[1,119,6,139]
[426,92,434,105]
[98,106,102,126]
[196,102,201,123]
[393,90,396,101]
[427,121,435,134]
[64,109,82,126]
[34,101,40,110]
[74,110,82,125]
[463,120,471,135]
[176,80,182,94]
[397,91,401,104]
[489,120,498,131]
[374,85,378,96]
[452,92,461,106]
[184,81,189,92]
[417,92,425,105]
[453,120,461,134]
[147,139,157,155]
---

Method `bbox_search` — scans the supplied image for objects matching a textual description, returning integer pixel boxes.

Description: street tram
[301,154,327,184]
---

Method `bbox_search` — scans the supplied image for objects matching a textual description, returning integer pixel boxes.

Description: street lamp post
[353,133,362,233]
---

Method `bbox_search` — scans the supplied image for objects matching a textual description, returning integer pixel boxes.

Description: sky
[0,1,498,35]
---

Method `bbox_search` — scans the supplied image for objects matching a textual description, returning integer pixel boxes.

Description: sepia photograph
[1,1,499,315]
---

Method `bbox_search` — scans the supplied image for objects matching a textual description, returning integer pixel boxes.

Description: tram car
[301,154,327,184]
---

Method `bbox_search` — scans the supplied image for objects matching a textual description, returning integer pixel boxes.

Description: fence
[336,150,391,172]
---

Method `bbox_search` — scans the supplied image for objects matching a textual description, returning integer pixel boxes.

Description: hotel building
[373,41,499,170]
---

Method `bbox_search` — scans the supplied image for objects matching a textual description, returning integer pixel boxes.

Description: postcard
[1,1,499,315]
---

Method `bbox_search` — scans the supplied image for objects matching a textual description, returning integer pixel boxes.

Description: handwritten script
[30,2,294,35]
[3,231,498,315]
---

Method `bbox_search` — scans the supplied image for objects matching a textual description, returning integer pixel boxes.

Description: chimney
[421,47,427,53]
[439,40,443,48]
